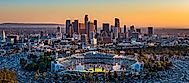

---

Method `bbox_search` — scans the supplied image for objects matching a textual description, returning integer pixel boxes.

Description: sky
[0,0,189,28]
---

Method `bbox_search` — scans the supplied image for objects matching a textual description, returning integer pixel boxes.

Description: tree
[42,72,46,80]
[34,71,39,80]
[0,69,18,83]
[20,58,27,67]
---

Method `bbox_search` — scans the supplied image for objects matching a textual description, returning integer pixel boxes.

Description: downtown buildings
[65,15,98,47]
[63,15,155,48]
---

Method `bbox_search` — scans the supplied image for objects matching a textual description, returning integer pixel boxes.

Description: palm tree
[34,71,39,80]
[42,72,46,80]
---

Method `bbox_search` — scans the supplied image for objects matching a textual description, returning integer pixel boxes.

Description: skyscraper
[124,25,127,39]
[88,22,95,43]
[114,26,119,39]
[103,23,110,33]
[148,27,153,36]
[110,25,115,39]
[88,22,95,32]
[69,24,73,37]
[66,20,71,37]
[115,18,120,28]
[79,23,85,34]
[94,20,97,32]
[73,20,79,34]
[115,18,121,33]
[128,25,135,38]
[124,25,127,33]
[130,25,135,31]
[94,20,97,38]
[85,15,89,34]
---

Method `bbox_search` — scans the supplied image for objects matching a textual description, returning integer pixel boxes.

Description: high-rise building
[128,25,135,38]
[110,25,115,39]
[114,26,119,39]
[79,23,85,34]
[148,27,153,36]
[94,20,97,32]
[88,22,95,43]
[73,20,79,34]
[124,25,127,33]
[88,22,95,33]
[136,28,141,33]
[115,18,120,27]
[81,34,88,45]
[94,20,97,38]
[130,25,135,31]
[123,25,127,39]
[66,20,71,37]
[69,24,73,37]
[110,25,114,32]
[85,15,89,34]
[115,18,121,33]
[103,23,110,33]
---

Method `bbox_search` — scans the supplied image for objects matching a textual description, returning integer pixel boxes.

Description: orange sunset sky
[0,0,189,28]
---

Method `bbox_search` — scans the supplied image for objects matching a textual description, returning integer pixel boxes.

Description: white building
[113,63,121,71]
[1,30,6,42]
[51,61,64,72]
[75,63,85,71]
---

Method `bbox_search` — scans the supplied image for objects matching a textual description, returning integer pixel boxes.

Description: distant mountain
[1,23,61,25]
[0,23,65,29]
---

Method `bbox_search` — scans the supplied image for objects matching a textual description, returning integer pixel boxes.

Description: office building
[88,22,95,43]
[66,20,71,37]
[81,34,88,45]
[130,25,135,31]
[85,15,89,34]
[94,20,97,32]
[88,22,95,33]
[110,25,115,39]
[115,18,120,27]
[128,25,135,38]
[73,20,79,34]
[148,27,153,36]
[103,23,110,33]
[123,25,127,39]
[94,20,97,38]
[124,25,127,33]
[114,26,119,39]
[79,23,85,34]
[115,18,121,33]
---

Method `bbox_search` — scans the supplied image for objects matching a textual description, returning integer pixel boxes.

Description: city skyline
[1,0,189,28]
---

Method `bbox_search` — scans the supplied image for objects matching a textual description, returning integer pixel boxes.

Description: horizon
[1,22,189,29]
[0,0,189,28]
